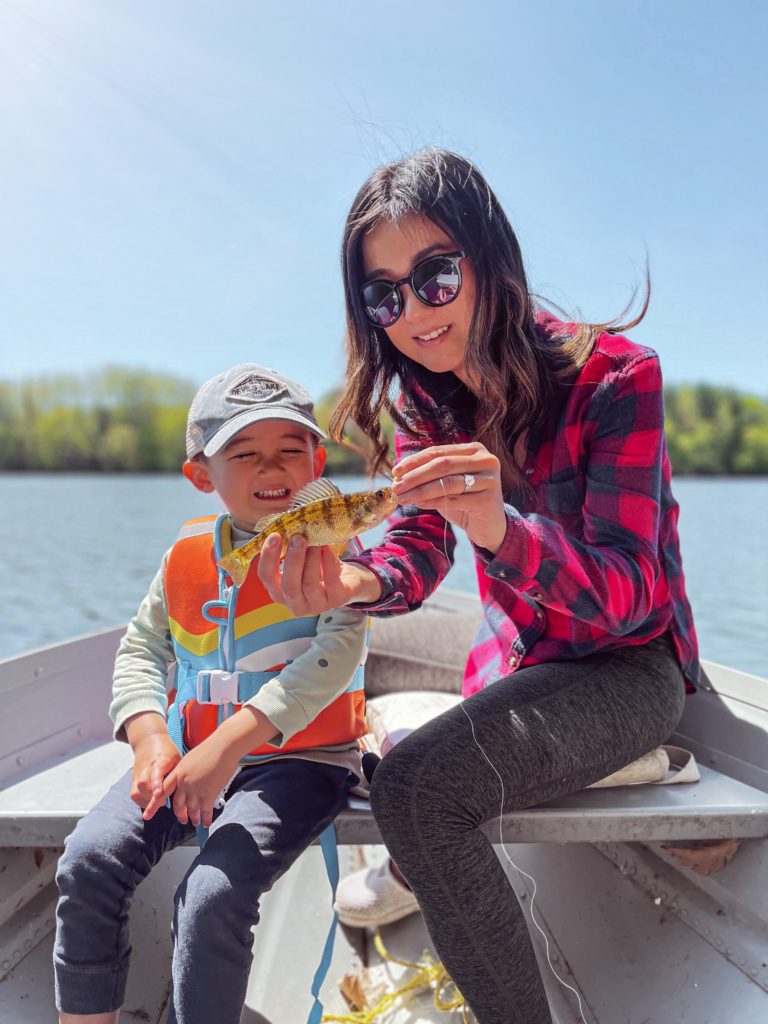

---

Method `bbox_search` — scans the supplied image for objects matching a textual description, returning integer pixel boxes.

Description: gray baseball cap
[185,363,326,460]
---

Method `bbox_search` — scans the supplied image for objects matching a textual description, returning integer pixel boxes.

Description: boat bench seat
[1,738,768,848]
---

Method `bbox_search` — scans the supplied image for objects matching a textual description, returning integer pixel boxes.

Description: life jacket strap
[193,667,284,704]
[196,669,240,705]
[306,821,340,1024]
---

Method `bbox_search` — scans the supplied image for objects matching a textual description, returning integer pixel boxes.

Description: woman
[258,148,699,1023]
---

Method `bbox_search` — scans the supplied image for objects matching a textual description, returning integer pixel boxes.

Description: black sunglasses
[361,251,467,329]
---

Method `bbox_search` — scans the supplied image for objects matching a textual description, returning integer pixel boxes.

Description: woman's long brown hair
[330,148,649,486]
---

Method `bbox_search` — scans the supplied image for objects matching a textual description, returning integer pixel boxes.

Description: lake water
[1,474,766,677]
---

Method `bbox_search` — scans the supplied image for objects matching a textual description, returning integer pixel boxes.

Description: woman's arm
[478,352,668,635]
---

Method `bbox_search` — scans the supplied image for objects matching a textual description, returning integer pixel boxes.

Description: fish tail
[217,551,251,587]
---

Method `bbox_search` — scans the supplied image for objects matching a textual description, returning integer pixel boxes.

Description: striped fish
[216,479,397,587]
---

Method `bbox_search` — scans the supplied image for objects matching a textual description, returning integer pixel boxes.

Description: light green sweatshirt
[109,524,368,767]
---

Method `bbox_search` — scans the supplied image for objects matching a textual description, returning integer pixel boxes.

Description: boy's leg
[54,770,194,1017]
[369,634,686,1024]
[167,758,354,1024]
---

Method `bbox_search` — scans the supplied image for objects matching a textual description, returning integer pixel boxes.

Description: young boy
[54,364,369,1024]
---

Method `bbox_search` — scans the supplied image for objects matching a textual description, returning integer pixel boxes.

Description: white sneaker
[334,859,420,927]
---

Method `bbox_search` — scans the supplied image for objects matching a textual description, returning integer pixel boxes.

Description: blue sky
[1,0,766,398]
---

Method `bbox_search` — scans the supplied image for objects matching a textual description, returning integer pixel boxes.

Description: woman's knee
[369,734,474,844]
[368,738,423,820]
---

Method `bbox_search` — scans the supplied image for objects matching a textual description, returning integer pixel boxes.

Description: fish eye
[376,488,387,498]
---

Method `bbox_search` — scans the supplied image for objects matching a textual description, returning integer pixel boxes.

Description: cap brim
[203,408,326,457]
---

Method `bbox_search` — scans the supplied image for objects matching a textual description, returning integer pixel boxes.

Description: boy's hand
[161,706,278,828]
[162,734,242,829]
[130,732,181,820]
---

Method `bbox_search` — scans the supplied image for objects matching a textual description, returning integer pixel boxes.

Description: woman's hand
[257,537,382,616]
[393,442,507,554]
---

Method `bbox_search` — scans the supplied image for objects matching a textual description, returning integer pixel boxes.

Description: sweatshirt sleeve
[109,554,174,743]
[243,606,368,746]
[479,352,667,635]
[110,541,368,749]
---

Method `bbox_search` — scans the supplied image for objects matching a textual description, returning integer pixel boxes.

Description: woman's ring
[462,473,476,493]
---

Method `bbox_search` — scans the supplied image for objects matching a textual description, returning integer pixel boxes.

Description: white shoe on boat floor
[335,859,420,927]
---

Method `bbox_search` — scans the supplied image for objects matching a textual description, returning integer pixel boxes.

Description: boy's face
[183,419,326,531]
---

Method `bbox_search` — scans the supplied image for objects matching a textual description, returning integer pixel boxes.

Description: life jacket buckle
[196,670,240,705]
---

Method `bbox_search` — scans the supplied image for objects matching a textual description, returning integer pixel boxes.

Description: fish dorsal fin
[289,479,341,509]
[252,512,283,534]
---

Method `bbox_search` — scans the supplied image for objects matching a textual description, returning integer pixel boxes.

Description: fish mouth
[254,487,290,500]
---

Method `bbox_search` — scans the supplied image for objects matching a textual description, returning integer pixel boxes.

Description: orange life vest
[164,514,367,760]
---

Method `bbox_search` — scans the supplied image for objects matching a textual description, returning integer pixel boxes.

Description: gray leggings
[369,633,686,1024]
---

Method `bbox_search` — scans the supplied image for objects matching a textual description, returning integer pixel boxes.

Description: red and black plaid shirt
[349,313,700,696]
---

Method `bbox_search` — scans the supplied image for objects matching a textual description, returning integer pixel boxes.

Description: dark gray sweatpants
[369,634,687,1024]
[54,758,354,1023]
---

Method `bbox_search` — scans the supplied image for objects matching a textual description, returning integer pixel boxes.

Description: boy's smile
[183,419,326,531]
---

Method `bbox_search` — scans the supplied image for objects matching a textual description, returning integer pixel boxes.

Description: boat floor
[3,835,768,1024]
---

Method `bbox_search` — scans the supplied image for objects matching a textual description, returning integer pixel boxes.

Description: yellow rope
[322,931,471,1023]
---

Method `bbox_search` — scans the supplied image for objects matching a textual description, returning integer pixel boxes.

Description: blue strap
[166,701,185,756]
[306,822,340,1024]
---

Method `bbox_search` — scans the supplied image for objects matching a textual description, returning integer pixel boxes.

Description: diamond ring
[462,473,476,493]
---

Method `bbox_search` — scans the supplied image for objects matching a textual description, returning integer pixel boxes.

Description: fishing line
[438,476,451,564]
[460,704,593,1024]
[438,477,588,1024]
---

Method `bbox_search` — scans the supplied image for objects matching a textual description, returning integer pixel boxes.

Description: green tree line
[0,370,766,475]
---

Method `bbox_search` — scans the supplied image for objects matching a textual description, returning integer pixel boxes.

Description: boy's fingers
[162,771,177,797]
[151,762,166,794]
[172,789,188,824]
[187,801,201,827]
[143,792,164,821]
[135,776,152,798]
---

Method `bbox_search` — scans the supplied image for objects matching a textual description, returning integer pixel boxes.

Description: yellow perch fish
[217,479,397,587]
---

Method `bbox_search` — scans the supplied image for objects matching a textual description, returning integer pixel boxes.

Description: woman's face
[361,213,477,388]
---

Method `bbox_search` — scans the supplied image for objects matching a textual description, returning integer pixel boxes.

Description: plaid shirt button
[497,570,508,579]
